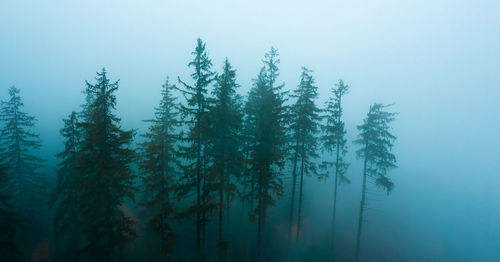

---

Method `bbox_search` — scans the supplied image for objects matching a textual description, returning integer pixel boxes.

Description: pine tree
[176,38,215,262]
[140,77,180,260]
[240,98,258,213]
[288,67,322,240]
[77,68,137,261]
[244,47,287,260]
[353,103,397,262]
[0,162,20,262]
[49,111,83,259]
[321,79,350,252]
[0,86,45,216]
[206,58,244,262]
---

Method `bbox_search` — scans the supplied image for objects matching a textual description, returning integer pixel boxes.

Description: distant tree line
[0,38,398,262]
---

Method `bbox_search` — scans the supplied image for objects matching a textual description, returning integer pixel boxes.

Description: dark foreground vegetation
[0,38,398,262]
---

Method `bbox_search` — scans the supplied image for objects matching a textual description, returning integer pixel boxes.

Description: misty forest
[1,1,500,262]
[1,39,399,262]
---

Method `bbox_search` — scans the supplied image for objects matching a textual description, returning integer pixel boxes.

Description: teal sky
[1,0,499,260]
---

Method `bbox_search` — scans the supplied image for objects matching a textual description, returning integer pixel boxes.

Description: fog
[1,0,499,261]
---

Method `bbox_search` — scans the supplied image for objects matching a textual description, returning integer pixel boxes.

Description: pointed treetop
[263,47,281,87]
[189,38,213,74]
[334,79,349,98]
[355,103,398,194]
[8,86,20,97]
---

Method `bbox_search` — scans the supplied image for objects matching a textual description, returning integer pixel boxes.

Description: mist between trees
[0,38,398,262]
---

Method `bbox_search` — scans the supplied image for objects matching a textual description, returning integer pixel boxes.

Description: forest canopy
[0,39,398,262]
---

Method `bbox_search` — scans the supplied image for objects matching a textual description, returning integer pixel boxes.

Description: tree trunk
[331,140,341,253]
[201,148,208,262]
[196,114,202,262]
[257,168,263,262]
[288,148,299,239]
[296,156,305,241]
[355,156,368,262]
[218,185,224,261]
[218,167,227,262]
[226,185,231,225]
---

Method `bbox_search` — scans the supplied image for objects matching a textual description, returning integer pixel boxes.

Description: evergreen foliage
[76,68,137,261]
[50,111,83,259]
[3,40,403,262]
[0,86,45,215]
[353,103,398,262]
[0,163,20,262]
[288,67,322,240]
[139,77,180,259]
[244,47,288,259]
[321,79,350,252]
[176,38,215,262]
[206,58,244,261]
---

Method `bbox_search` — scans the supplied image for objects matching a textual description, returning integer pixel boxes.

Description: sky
[1,0,499,261]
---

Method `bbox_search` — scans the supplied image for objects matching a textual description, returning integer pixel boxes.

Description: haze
[1,0,499,261]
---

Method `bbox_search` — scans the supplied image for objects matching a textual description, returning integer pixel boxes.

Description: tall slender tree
[321,79,350,252]
[288,67,322,240]
[176,38,215,262]
[0,86,45,215]
[244,47,287,260]
[77,68,137,261]
[140,77,180,260]
[353,103,398,262]
[206,58,244,262]
[0,162,20,262]
[241,98,257,211]
[49,111,83,260]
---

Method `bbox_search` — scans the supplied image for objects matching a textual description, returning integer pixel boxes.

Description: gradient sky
[1,0,499,261]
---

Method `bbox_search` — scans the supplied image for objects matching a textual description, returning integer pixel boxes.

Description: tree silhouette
[0,86,45,216]
[244,47,287,260]
[321,79,350,252]
[77,68,137,261]
[353,103,398,262]
[50,111,83,260]
[0,162,20,262]
[140,77,180,260]
[288,67,322,240]
[176,38,215,262]
[206,58,244,261]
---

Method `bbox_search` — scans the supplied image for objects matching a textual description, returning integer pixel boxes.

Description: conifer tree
[49,111,83,259]
[321,79,350,251]
[0,162,20,262]
[353,103,397,262]
[140,77,180,260]
[241,101,257,211]
[244,47,287,260]
[288,67,321,240]
[176,38,215,262]
[77,68,137,261]
[206,58,243,262]
[0,86,45,215]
